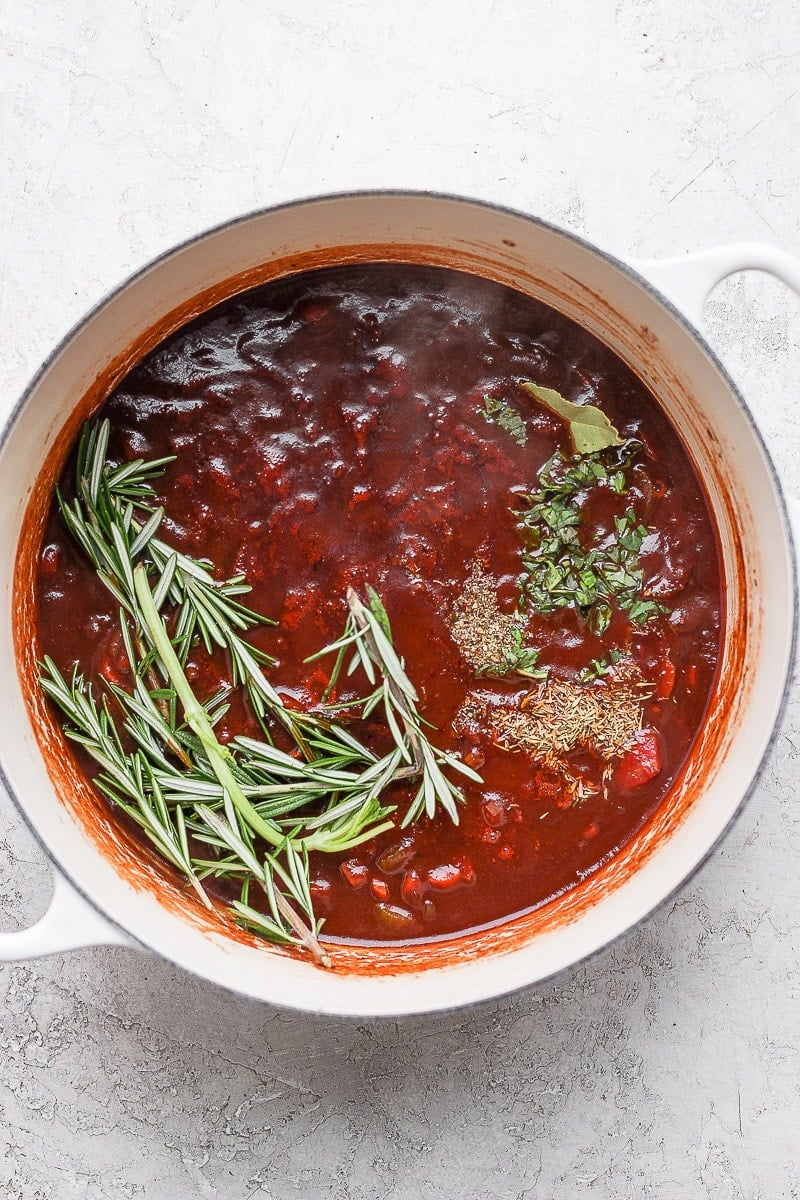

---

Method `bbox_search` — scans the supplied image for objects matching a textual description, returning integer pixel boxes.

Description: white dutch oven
[0,193,797,1016]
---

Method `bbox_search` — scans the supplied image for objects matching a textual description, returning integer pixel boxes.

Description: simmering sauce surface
[36,264,722,944]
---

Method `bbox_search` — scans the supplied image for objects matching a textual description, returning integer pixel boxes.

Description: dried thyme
[491,660,650,764]
[449,564,545,680]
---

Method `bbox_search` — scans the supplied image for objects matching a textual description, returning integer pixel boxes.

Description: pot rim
[0,189,795,1015]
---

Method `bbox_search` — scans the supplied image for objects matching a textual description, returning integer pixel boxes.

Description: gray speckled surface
[2,2,800,1196]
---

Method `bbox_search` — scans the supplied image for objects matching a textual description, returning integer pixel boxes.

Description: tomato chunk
[655,657,676,700]
[40,543,61,577]
[616,729,663,789]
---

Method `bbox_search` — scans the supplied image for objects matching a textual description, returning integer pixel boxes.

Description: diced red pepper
[370,877,390,901]
[401,869,426,905]
[309,878,332,903]
[615,729,663,789]
[427,863,463,891]
[340,859,369,889]
[455,856,476,885]
[424,859,477,889]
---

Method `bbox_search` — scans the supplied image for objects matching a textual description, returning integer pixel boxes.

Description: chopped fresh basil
[475,625,549,681]
[577,648,623,683]
[481,395,527,446]
[515,445,667,634]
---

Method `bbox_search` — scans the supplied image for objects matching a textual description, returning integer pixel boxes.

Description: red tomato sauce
[35,264,722,944]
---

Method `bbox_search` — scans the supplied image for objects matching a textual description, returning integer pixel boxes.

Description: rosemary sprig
[39,655,210,910]
[308,586,482,827]
[39,630,394,964]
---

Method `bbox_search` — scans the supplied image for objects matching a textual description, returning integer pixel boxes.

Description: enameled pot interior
[0,195,792,1013]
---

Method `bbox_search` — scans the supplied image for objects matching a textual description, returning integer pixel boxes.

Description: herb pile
[450,380,668,783]
[516,443,665,635]
[453,381,667,660]
[40,421,480,965]
[449,564,545,680]
[491,660,649,763]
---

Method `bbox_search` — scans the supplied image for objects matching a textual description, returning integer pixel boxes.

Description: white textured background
[2,2,800,1197]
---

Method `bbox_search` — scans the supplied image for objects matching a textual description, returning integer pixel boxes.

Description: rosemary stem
[188,872,214,910]
[133,564,328,962]
[346,588,423,770]
[272,890,332,969]
[121,612,194,769]
[133,564,284,850]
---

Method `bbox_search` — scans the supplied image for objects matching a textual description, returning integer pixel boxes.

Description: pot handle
[635,242,800,328]
[637,243,800,573]
[0,869,134,962]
